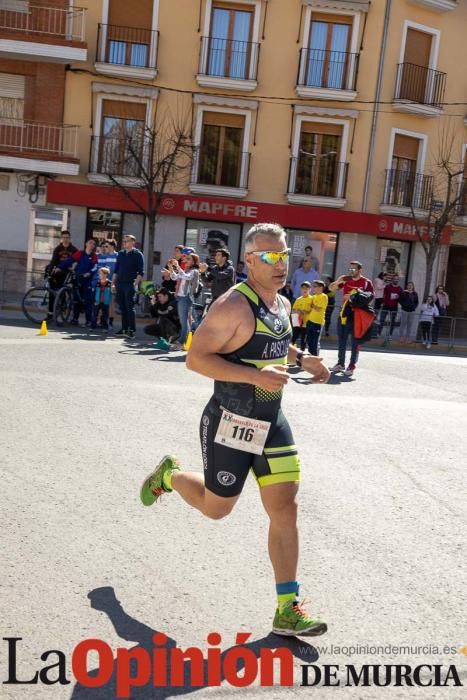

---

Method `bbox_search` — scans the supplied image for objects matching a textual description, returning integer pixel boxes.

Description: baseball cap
[181,247,195,255]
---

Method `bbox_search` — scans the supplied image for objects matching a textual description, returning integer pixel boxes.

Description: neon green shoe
[140,455,181,507]
[272,600,327,637]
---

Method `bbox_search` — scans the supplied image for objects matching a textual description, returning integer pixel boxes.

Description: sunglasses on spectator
[249,249,291,265]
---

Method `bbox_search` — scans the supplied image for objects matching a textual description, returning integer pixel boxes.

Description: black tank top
[212,282,292,420]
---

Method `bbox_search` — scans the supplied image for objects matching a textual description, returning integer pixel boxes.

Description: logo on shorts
[217,471,236,487]
[202,415,210,426]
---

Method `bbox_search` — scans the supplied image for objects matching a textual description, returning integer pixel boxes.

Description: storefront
[46,182,451,291]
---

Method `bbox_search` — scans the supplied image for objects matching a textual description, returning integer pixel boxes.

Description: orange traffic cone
[38,320,48,336]
[183,331,193,351]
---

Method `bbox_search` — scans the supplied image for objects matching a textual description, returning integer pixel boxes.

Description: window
[108,38,149,67]
[0,73,25,121]
[374,239,411,286]
[185,219,242,265]
[98,100,146,177]
[306,14,352,89]
[198,111,245,187]
[208,4,254,79]
[286,229,338,281]
[383,132,431,210]
[295,122,343,197]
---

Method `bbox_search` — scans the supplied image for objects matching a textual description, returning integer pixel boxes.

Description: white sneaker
[330,363,345,372]
[344,364,356,377]
[427,343,431,349]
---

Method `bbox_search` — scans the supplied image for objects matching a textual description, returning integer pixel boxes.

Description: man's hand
[199,262,208,273]
[255,365,290,392]
[301,355,330,384]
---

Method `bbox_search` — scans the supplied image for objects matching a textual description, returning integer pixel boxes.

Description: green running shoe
[140,455,181,507]
[272,600,327,637]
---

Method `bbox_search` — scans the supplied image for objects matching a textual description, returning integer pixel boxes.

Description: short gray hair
[244,223,287,251]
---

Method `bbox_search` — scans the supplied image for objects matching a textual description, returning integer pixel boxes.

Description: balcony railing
[394,62,446,108]
[89,135,148,178]
[456,178,467,217]
[191,147,250,189]
[288,157,348,199]
[0,118,79,160]
[198,36,260,81]
[382,169,433,210]
[297,48,359,91]
[0,4,86,42]
[96,24,159,70]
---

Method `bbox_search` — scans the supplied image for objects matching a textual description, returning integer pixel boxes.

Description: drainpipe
[361,0,392,212]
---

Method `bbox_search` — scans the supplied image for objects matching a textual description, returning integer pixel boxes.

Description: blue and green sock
[276,581,299,611]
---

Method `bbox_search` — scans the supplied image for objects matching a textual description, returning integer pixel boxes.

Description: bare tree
[98,105,193,278]
[409,123,466,301]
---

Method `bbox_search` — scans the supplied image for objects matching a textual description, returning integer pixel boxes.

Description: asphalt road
[1,320,466,699]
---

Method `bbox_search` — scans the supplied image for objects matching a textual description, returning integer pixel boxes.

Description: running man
[141,223,330,636]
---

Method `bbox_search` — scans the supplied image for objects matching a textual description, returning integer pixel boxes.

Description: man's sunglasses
[249,249,291,265]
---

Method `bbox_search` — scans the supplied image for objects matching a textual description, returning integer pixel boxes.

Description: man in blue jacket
[112,234,145,338]
[59,238,98,326]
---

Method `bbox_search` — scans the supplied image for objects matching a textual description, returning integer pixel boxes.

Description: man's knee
[204,501,236,520]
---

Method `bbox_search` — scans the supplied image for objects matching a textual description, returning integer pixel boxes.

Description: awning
[302,0,370,11]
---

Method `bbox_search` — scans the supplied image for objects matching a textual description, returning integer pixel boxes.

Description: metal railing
[296,47,359,91]
[191,146,250,189]
[288,157,348,198]
[456,178,467,217]
[0,118,79,159]
[198,36,260,81]
[0,4,86,42]
[96,24,159,69]
[394,62,446,108]
[382,169,433,210]
[89,135,148,178]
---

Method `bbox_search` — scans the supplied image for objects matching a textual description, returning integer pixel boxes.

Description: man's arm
[186,295,289,392]
[329,275,346,293]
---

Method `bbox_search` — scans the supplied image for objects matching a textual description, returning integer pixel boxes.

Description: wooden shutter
[300,121,343,136]
[102,100,146,120]
[310,12,353,25]
[404,29,432,68]
[393,134,420,160]
[202,111,245,128]
[108,0,153,27]
[0,73,25,99]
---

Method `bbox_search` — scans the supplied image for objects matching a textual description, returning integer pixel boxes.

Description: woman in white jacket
[169,253,200,349]
[419,296,439,349]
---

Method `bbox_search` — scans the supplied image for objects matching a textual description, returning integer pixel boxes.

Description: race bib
[214,408,271,455]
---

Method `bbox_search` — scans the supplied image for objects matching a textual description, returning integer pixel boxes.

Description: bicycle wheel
[54,286,73,325]
[22,287,51,324]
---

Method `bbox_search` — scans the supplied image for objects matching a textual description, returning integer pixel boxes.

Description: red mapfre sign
[47,182,452,245]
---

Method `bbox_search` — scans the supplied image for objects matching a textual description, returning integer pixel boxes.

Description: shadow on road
[70,586,319,698]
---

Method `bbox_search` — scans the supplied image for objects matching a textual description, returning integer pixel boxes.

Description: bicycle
[22,271,57,324]
[53,269,84,326]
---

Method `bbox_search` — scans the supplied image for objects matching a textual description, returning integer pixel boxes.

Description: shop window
[286,229,338,281]
[373,238,412,286]
[185,219,242,266]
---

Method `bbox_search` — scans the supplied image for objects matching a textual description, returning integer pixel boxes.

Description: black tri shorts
[199,398,300,498]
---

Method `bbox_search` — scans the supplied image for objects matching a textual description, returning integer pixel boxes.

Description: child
[92,267,112,330]
[292,281,313,350]
[419,295,439,349]
[306,280,328,356]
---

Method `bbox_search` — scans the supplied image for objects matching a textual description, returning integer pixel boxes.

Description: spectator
[280,281,294,302]
[291,257,319,299]
[145,289,180,346]
[432,284,450,345]
[48,230,77,317]
[104,239,118,329]
[419,295,439,349]
[304,245,320,271]
[306,280,328,357]
[113,234,145,339]
[91,267,112,330]
[169,253,200,350]
[329,261,374,377]
[58,238,98,327]
[205,230,229,267]
[199,248,235,301]
[235,261,247,282]
[91,240,118,288]
[160,268,177,294]
[323,276,336,336]
[373,272,385,312]
[378,275,402,338]
[292,281,313,350]
[398,282,419,343]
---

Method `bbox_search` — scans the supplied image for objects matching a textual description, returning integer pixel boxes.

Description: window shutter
[300,121,343,136]
[202,111,245,128]
[0,73,25,99]
[393,134,420,161]
[108,0,153,28]
[102,99,146,120]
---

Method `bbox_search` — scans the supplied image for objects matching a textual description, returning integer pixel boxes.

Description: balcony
[393,63,446,117]
[296,48,359,101]
[0,118,79,175]
[0,3,87,62]
[88,135,148,185]
[196,36,260,91]
[189,146,250,198]
[95,24,159,80]
[380,169,433,215]
[408,0,457,12]
[455,179,467,226]
[287,157,348,208]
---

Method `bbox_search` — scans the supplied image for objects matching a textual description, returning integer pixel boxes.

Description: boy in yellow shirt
[306,280,328,356]
[292,281,313,350]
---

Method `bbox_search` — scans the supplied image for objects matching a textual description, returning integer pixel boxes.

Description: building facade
[1,0,466,310]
